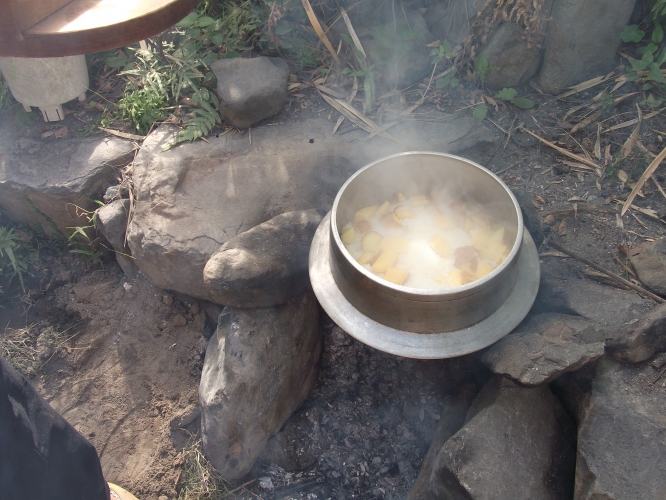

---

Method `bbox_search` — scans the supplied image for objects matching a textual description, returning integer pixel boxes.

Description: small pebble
[190,304,200,316]
[113,288,124,301]
[173,314,187,327]
[123,282,132,292]
[158,496,168,500]
[163,295,173,306]
[372,457,382,466]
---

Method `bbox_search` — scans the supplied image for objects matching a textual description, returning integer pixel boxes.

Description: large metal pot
[309,152,541,359]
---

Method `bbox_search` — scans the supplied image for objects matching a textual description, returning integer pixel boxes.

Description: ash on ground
[229,319,488,500]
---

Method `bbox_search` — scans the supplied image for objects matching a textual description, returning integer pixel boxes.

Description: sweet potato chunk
[372,251,399,273]
[384,267,409,285]
[362,231,383,253]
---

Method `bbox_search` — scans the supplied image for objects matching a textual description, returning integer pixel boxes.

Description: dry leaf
[616,213,624,229]
[557,220,567,236]
[340,8,366,58]
[594,124,602,160]
[86,101,105,112]
[604,144,612,166]
[301,0,340,63]
[603,108,663,133]
[570,109,603,134]
[54,126,69,138]
[596,179,602,191]
[618,169,629,184]
[536,195,546,204]
[617,109,642,162]
[544,214,556,225]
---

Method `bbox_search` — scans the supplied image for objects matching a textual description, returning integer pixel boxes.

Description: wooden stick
[548,239,666,303]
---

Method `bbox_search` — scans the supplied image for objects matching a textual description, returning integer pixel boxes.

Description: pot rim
[330,151,524,297]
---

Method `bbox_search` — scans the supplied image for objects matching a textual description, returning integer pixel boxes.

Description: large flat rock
[430,376,576,500]
[0,136,135,235]
[481,313,605,387]
[574,356,666,499]
[127,114,493,303]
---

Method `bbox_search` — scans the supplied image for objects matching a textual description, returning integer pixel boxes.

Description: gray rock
[531,274,650,328]
[95,198,138,278]
[363,9,435,90]
[574,356,666,499]
[0,136,134,235]
[431,376,576,500]
[200,292,322,480]
[127,115,493,303]
[481,313,606,386]
[258,406,322,471]
[479,22,543,89]
[96,199,130,251]
[103,184,130,203]
[210,56,289,129]
[426,0,483,48]
[538,0,636,94]
[203,210,322,308]
[407,381,478,500]
[607,303,666,364]
[628,238,666,296]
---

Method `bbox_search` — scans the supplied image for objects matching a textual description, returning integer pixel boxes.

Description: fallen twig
[519,127,600,169]
[99,128,145,141]
[622,143,666,216]
[548,239,665,303]
[651,364,666,385]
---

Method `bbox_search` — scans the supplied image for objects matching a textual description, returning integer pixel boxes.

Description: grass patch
[178,441,230,500]
[0,324,38,375]
[0,322,83,377]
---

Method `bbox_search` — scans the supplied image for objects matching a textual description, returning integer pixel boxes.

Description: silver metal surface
[329,152,524,334]
[309,213,541,359]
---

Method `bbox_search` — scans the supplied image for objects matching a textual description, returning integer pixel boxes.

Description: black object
[0,356,108,500]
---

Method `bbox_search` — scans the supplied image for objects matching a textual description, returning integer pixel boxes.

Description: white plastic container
[0,55,89,121]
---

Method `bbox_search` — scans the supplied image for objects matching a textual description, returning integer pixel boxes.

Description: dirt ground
[3,74,666,499]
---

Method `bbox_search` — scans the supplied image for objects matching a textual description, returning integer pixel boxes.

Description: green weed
[0,226,28,292]
[496,87,535,109]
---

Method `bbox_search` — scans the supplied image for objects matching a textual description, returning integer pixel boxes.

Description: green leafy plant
[0,226,28,292]
[66,202,105,266]
[436,68,459,89]
[341,35,378,111]
[622,0,666,89]
[431,40,455,66]
[496,87,535,109]
[473,103,488,122]
[474,54,493,82]
[115,47,220,147]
